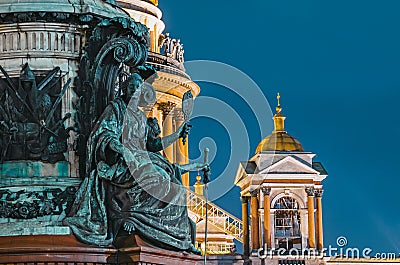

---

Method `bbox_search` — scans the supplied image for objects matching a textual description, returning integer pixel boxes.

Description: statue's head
[121,73,143,108]
[147,117,161,138]
[121,73,143,100]
[122,70,156,108]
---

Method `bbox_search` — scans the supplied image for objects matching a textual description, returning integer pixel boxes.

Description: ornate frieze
[0,12,84,24]
[0,186,76,219]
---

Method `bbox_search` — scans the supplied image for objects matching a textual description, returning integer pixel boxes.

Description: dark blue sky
[159,0,400,253]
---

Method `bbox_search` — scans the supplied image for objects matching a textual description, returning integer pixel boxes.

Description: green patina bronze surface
[0,161,69,178]
[64,17,203,254]
[64,72,199,253]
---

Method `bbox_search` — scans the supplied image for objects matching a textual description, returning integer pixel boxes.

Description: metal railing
[147,52,190,79]
[187,189,244,243]
[198,242,235,255]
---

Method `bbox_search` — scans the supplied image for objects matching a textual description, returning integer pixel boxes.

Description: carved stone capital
[314,189,324,198]
[305,187,315,197]
[157,102,176,116]
[261,187,271,196]
[241,196,249,203]
[249,189,259,197]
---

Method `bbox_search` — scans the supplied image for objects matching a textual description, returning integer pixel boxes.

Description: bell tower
[235,94,328,263]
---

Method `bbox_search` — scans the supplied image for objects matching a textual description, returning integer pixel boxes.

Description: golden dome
[255,131,304,153]
[255,93,304,153]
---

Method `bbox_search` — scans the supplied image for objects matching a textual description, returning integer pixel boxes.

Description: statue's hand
[177,122,192,139]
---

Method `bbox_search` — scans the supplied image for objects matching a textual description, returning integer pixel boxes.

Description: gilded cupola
[255,93,304,153]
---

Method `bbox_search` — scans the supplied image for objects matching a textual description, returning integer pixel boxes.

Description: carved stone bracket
[141,105,154,114]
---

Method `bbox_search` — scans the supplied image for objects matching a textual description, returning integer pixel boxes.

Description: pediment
[257,156,319,175]
[234,161,255,185]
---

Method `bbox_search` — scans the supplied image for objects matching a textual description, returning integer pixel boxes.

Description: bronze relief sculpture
[0,63,71,163]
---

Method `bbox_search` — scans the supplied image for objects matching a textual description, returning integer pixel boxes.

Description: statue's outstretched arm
[176,162,209,174]
[159,122,190,150]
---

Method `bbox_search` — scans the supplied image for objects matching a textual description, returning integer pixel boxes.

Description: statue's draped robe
[64,98,193,250]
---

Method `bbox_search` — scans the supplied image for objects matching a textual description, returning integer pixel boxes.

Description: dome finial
[255,92,304,153]
[276,92,282,114]
[273,92,285,132]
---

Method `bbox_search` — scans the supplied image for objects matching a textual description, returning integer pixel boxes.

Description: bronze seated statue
[64,72,206,255]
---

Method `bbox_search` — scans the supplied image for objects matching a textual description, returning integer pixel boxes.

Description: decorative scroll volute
[74,17,150,178]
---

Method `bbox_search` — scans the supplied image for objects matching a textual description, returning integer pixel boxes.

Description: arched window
[274,196,301,250]
[274,197,299,210]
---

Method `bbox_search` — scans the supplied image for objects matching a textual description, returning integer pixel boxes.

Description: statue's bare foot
[123,221,136,234]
